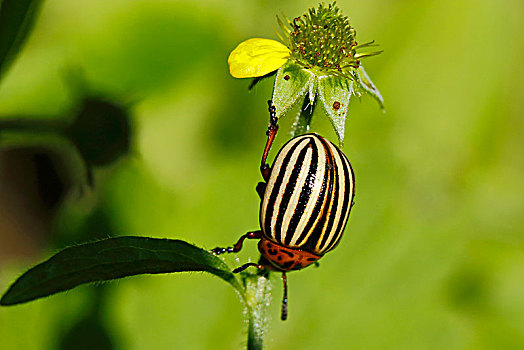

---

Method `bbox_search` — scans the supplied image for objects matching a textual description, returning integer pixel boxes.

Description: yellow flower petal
[228,38,290,78]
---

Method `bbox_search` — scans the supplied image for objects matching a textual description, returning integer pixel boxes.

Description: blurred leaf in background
[0,0,44,80]
[0,0,523,349]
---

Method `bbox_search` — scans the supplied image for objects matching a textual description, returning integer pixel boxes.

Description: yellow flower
[228,38,290,78]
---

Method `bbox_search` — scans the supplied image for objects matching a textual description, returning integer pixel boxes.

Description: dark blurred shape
[0,148,74,258]
[59,315,115,350]
[0,96,132,259]
[445,265,489,313]
[4,149,70,213]
[58,286,117,350]
[33,152,66,209]
[66,98,132,167]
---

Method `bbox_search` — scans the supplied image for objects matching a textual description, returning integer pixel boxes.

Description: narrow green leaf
[357,65,384,110]
[0,237,242,306]
[272,61,316,119]
[317,75,353,144]
[0,0,44,80]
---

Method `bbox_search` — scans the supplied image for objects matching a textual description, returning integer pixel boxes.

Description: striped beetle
[213,101,355,320]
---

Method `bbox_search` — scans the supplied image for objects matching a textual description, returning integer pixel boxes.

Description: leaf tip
[0,290,16,306]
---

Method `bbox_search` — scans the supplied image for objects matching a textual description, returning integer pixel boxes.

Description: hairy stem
[243,271,271,350]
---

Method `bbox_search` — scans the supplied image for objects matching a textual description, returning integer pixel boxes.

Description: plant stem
[243,271,271,350]
[0,116,67,133]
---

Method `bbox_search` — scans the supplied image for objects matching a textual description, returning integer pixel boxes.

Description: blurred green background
[0,0,523,349]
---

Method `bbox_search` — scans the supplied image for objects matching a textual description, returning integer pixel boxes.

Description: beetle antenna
[281,272,288,320]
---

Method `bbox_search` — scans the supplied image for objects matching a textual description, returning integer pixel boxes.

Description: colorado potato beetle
[213,101,355,320]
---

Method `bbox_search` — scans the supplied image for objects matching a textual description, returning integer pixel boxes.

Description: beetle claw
[211,247,233,255]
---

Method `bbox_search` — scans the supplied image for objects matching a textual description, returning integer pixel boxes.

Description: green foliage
[1,237,242,306]
[0,0,44,80]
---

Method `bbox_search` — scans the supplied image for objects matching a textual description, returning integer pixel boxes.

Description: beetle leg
[260,100,279,182]
[256,182,266,199]
[232,262,264,273]
[281,272,288,321]
[211,230,263,255]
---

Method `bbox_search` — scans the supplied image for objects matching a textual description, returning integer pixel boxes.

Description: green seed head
[278,2,381,78]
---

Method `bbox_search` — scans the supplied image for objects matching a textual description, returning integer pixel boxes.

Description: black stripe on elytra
[294,137,329,247]
[297,137,332,252]
[284,140,319,245]
[318,139,341,251]
[263,138,306,241]
[273,139,311,244]
[303,140,335,253]
[326,146,355,252]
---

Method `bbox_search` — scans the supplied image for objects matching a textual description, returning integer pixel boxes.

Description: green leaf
[317,75,353,144]
[0,236,242,306]
[356,65,384,110]
[272,61,316,119]
[0,0,44,80]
